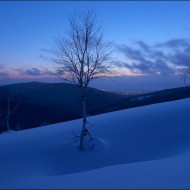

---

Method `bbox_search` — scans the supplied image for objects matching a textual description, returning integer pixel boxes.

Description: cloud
[25,68,42,76]
[123,59,172,75]
[16,67,56,77]
[0,72,9,78]
[135,40,150,52]
[39,54,51,62]
[42,68,57,76]
[169,51,190,68]
[41,48,55,53]
[155,38,190,49]
[0,64,3,69]
[117,38,190,75]
[117,44,171,75]
[0,64,9,78]
[117,45,143,60]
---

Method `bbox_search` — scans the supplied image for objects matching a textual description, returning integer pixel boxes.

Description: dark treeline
[0,82,189,133]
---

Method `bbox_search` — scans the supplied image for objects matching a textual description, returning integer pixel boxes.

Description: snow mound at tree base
[64,136,109,151]
[82,136,109,151]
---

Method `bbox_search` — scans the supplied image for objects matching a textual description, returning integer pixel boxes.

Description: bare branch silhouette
[52,10,113,150]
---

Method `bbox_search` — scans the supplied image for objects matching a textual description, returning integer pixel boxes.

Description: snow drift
[1,98,190,188]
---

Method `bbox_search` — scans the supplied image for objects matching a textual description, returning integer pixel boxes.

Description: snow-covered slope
[1,98,190,188]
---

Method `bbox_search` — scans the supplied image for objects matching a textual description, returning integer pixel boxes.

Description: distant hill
[0,82,189,133]
[111,86,190,112]
[0,82,125,132]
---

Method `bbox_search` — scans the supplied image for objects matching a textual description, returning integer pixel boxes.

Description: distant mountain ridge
[0,81,189,133]
[0,82,124,132]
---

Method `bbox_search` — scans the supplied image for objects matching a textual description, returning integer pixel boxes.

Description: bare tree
[0,88,23,132]
[5,94,23,131]
[52,10,113,150]
[182,68,190,96]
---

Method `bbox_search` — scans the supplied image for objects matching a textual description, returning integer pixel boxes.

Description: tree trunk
[80,89,87,150]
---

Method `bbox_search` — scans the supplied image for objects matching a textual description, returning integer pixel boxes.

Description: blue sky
[0,1,190,90]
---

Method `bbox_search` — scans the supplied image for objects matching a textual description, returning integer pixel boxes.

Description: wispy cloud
[155,38,190,49]
[0,64,3,69]
[117,38,190,75]
[0,64,9,78]
[13,67,56,78]
[0,72,9,78]
[23,68,42,76]
[39,48,55,63]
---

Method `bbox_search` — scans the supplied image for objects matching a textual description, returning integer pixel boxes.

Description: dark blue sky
[0,1,190,91]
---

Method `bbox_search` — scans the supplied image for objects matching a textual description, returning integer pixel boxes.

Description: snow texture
[1,98,190,188]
